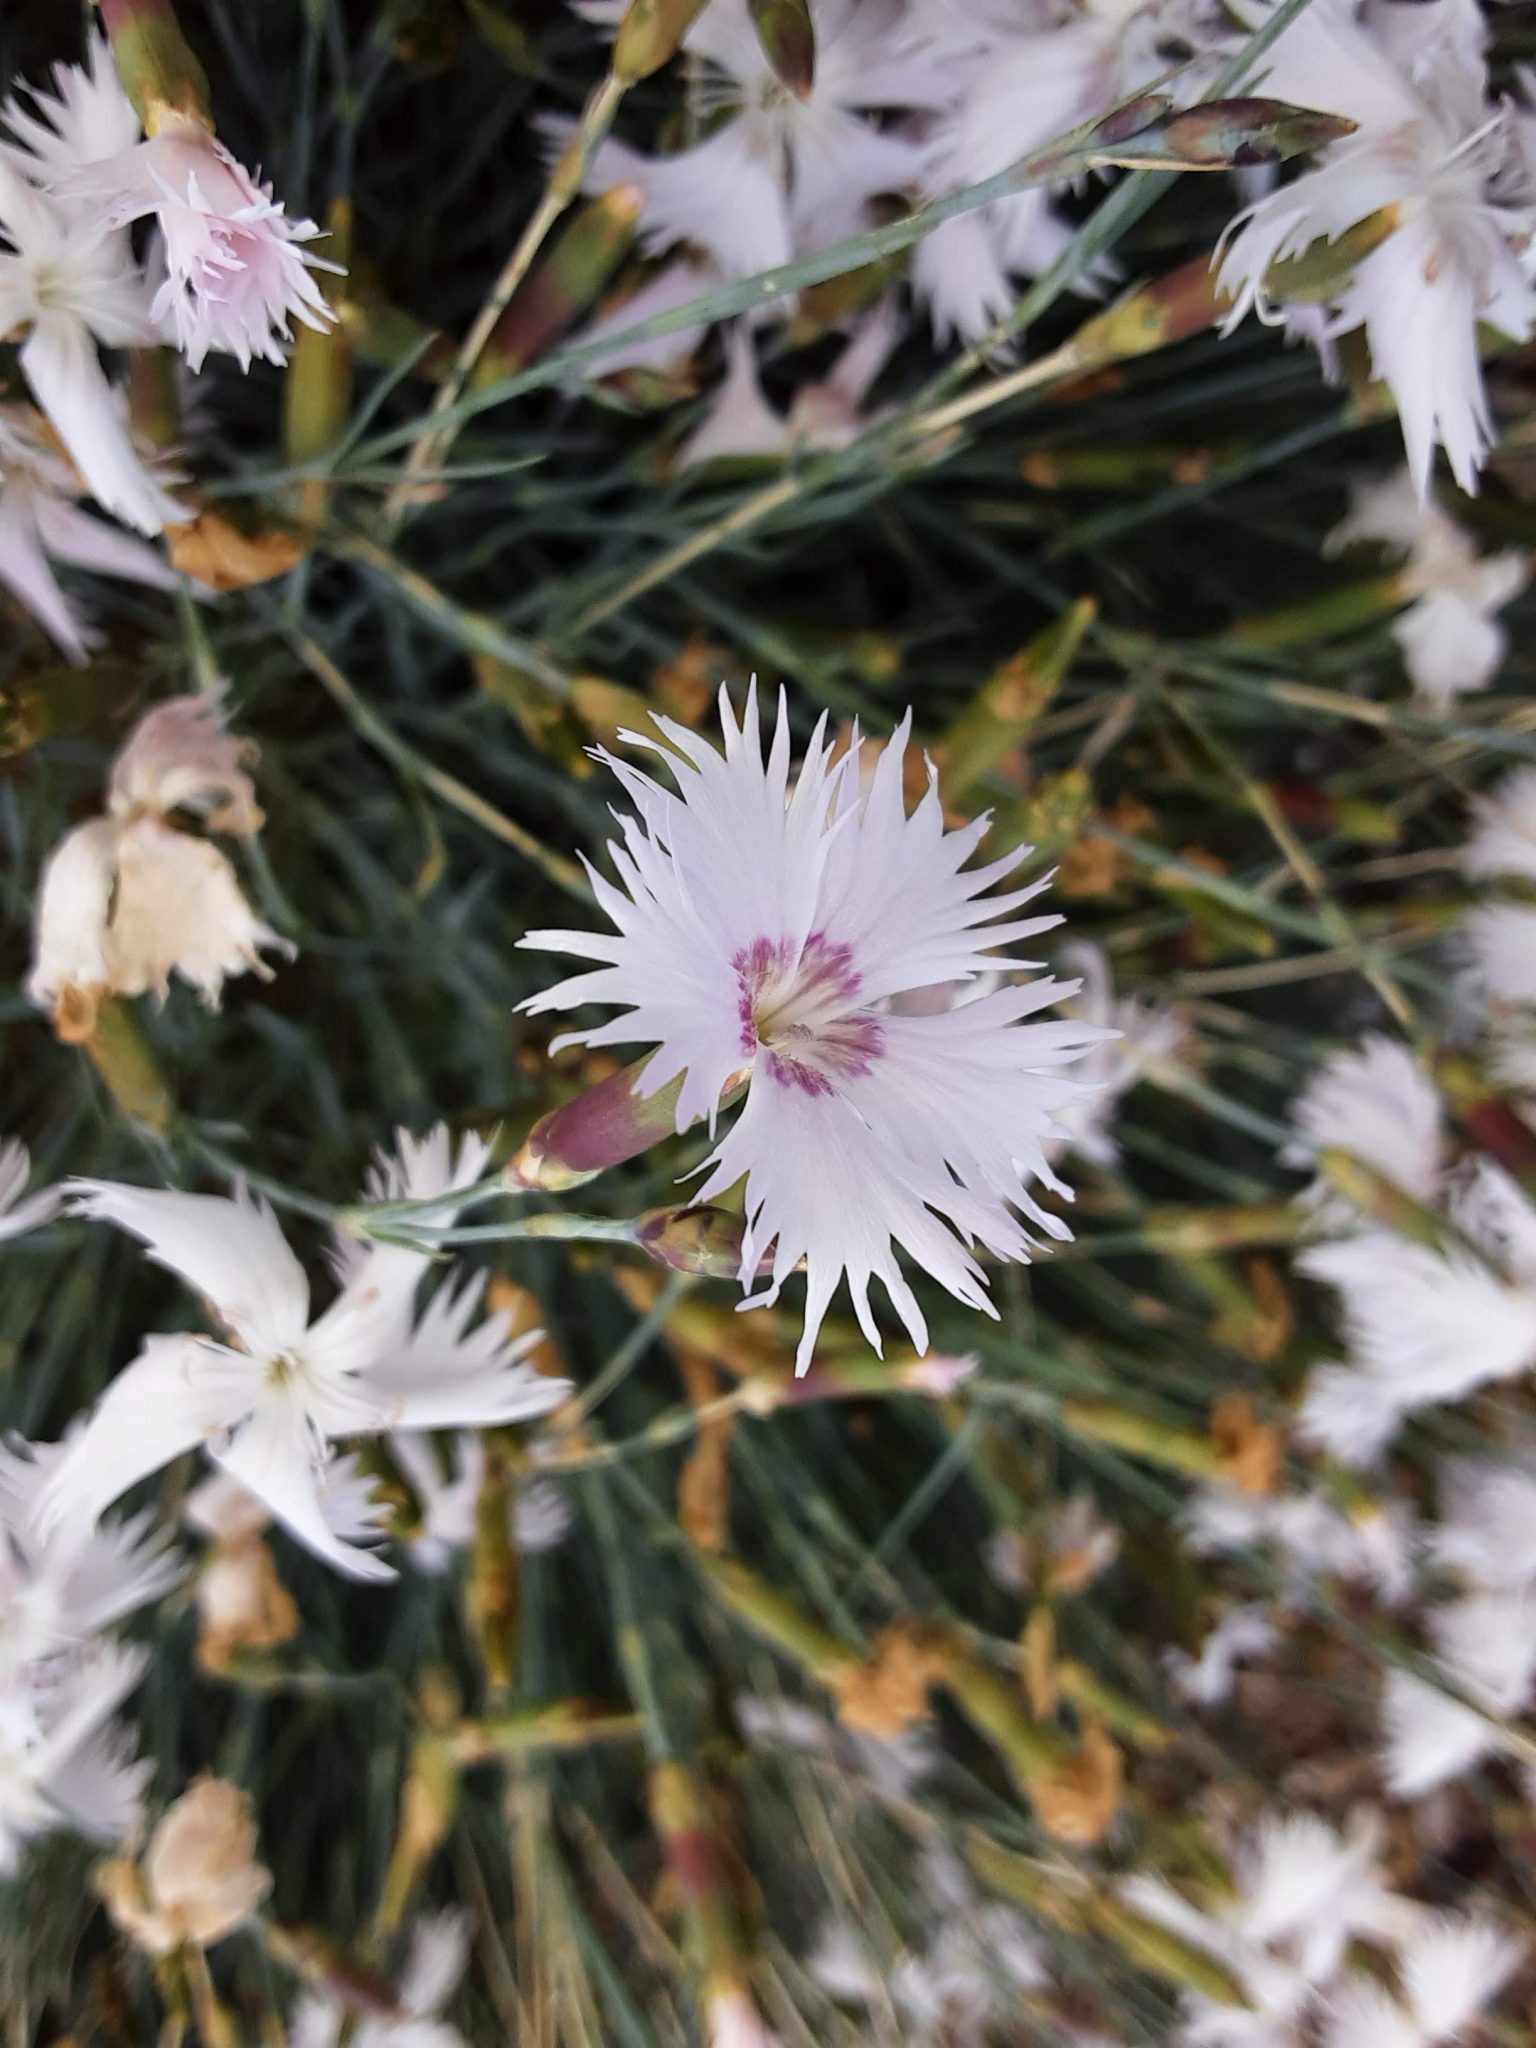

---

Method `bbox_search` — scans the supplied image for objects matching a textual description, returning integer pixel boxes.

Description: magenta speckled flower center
[733,932,882,1095]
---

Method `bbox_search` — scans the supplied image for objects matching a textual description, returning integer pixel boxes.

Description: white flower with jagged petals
[366,1270,568,1436]
[904,0,1227,345]
[1297,1219,1536,1465]
[289,1911,472,2048]
[393,1434,570,1574]
[0,28,139,184]
[1432,1447,1536,1591]
[0,1134,60,1245]
[0,410,180,663]
[58,114,337,372]
[340,1123,497,1333]
[1379,1441,1536,1796]
[1381,1667,1499,1798]
[0,1433,181,1692]
[1217,0,1536,495]
[1328,468,1527,705]
[0,1640,149,1876]
[1287,1033,1445,1214]
[521,687,1106,1370]
[1050,940,1187,1168]
[907,0,1214,347]
[1125,1810,1419,2048]
[1464,764,1536,884]
[1397,1914,1523,2040]
[39,1180,567,1581]
[0,161,181,535]
[1323,1914,1520,2046]
[1463,898,1536,1011]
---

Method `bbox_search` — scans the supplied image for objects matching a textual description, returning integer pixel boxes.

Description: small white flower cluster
[1460,764,1536,1073]
[1326,468,1528,708]
[1201,999,1536,1811]
[1217,0,1536,496]
[1286,1034,1536,1465]
[0,1427,181,1874]
[1127,1810,1521,2048]
[1171,1479,1418,1709]
[1183,1479,1418,1612]
[0,29,335,651]
[564,0,1536,500]
[1381,1444,1536,1798]
[812,1844,1048,2044]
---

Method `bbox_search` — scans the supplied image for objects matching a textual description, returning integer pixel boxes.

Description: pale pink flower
[676,306,899,470]
[520,686,1106,1371]
[59,114,337,372]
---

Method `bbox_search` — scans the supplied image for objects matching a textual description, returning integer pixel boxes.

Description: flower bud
[1108,97,1357,172]
[612,0,711,81]
[476,187,643,386]
[508,1061,748,1190]
[635,1204,766,1280]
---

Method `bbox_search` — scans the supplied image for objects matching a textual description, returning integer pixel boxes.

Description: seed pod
[634,1204,767,1279]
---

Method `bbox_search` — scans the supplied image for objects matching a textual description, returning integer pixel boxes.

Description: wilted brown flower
[99,1777,272,1955]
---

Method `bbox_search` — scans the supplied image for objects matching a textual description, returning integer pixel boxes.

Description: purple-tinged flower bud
[508,1060,750,1191]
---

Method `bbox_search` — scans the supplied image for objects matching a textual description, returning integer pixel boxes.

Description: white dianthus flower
[520,685,1107,1371]
[37,1179,570,1582]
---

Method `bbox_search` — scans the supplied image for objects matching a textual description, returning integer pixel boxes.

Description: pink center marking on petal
[732,932,881,1092]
